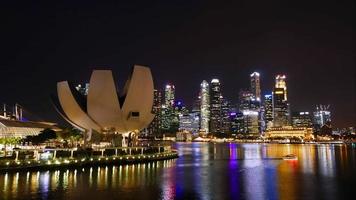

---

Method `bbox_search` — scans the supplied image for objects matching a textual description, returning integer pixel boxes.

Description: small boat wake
[282,154,298,160]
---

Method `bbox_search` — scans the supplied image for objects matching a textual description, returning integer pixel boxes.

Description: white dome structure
[53,65,155,135]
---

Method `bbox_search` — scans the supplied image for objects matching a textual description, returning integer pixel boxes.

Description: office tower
[263,94,273,128]
[221,98,231,133]
[242,110,259,134]
[192,95,201,115]
[173,100,189,116]
[313,105,331,127]
[161,84,177,133]
[238,90,260,111]
[200,80,210,134]
[230,112,244,134]
[147,89,162,136]
[292,111,313,128]
[161,105,171,131]
[238,90,254,111]
[75,83,90,96]
[272,88,289,127]
[238,89,260,135]
[164,84,175,107]
[275,75,287,100]
[209,79,222,133]
[179,112,200,134]
[167,99,187,133]
[250,72,261,101]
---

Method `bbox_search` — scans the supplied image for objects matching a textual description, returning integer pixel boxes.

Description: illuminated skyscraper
[272,88,289,127]
[275,75,287,100]
[174,100,189,116]
[238,90,260,135]
[263,94,273,128]
[179,112,200,134]
[147,89,162,136]
[242,110,259,134]
[292,111,313,128]
[209,79,222,133]
[192,95,201,115]
[313,105,331,127]
[200,80,210,133]
[238,90,260,111]
[221,98,231,133]
[75,83,90,96]
[161,84,177,133]
[164,84,175,107]
[250,72,261,101]
[230,112,244,134]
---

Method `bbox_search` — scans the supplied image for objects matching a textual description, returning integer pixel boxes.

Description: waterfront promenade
[0,146,178,172]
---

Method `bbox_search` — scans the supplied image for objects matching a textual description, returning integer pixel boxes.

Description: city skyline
[0,1,354,128]
[0,2,355,200]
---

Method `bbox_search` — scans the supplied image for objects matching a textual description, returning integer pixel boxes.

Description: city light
[250,72,260,77]
[211,79,219,83]
[0,2,352,199]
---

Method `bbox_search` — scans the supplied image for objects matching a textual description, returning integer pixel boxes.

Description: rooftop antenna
[19,105,23,121]
[3,103,6,118]
[15,103,19,120]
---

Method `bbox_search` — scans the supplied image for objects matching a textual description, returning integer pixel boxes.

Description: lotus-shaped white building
[53,65,155,137]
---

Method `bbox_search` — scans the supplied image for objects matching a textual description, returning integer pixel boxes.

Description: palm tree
[0,137,21,157]
[58,128,82,147]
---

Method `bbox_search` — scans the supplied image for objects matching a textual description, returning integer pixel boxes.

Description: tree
[57,128,72,141]
[57,127,83,147]
[0,137,21,156]
[69,128,82,147]
[38,128,57,141]
[24,128,57,145]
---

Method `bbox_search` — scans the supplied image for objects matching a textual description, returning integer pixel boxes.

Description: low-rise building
[266,126,313,139]
[0,118,61,138]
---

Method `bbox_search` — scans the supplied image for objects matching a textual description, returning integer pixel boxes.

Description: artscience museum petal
[52,65,155,135]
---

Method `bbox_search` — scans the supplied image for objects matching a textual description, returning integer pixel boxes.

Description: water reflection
[0,143,355,200]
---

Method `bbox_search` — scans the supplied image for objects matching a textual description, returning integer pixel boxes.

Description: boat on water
[282,154,298,160]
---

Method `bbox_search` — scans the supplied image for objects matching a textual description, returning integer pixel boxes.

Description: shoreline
[0,151,178,173]
[173,140,354,145]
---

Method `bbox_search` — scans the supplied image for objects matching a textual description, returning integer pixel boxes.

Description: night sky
[0,1,354,128]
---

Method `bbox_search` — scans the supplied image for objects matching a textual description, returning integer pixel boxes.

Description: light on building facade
[200,80,210,134]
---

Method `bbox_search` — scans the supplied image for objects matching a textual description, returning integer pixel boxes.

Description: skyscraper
[179,112,200,134]
[250,72,261,101]
[272,88,289,127]
[221,98,231,133]
[75,83,90,96]
[230,112,244,134]
[147,89,162,136]
[313,105,331,127]
[242,110,259,134]
[275,75,287,100]
[164,84,175,107]
[238,90,260,135]
[238,90,254,111]
[292,111,313,128]
[200,80,210,134]
[192,95,201,115]
[263,94,273,128]
[173,100,189,116]
[161,84,177,133]
[209,79,222,133]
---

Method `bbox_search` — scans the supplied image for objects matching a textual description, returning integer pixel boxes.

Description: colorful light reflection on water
[0,143,355,200]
